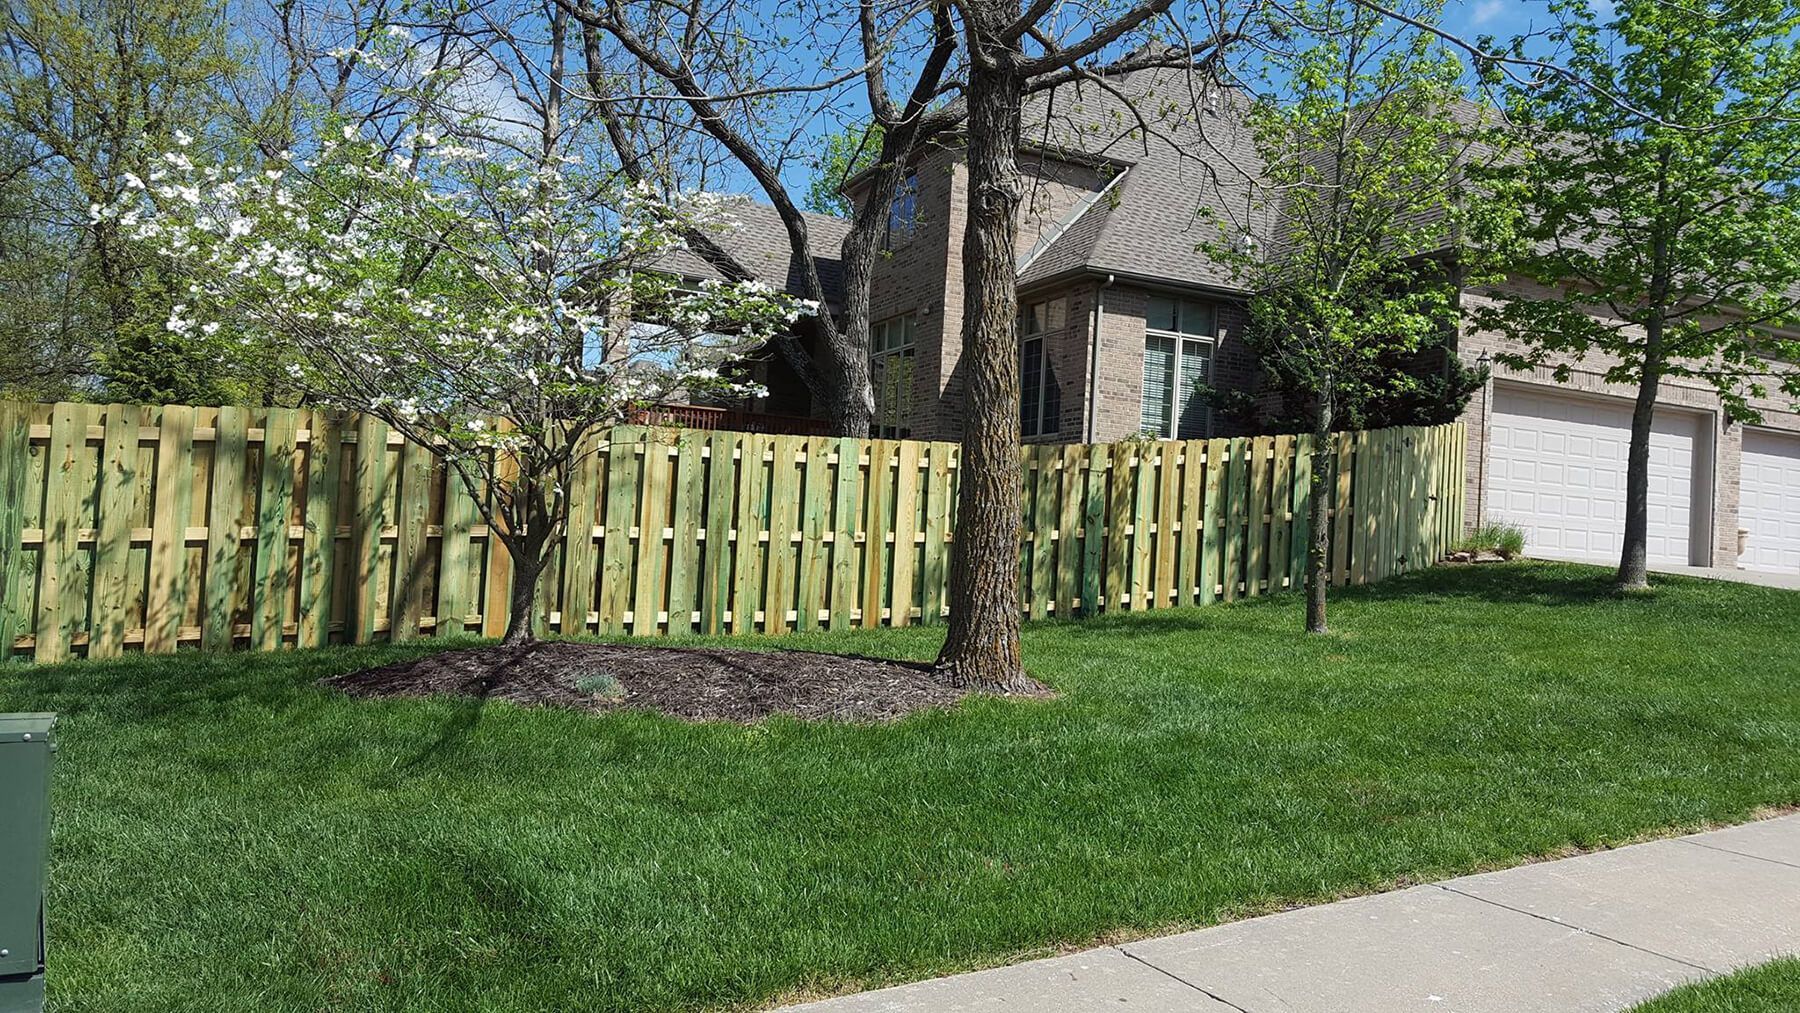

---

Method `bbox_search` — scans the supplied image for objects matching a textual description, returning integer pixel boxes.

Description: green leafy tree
[1471,0,1800,591]
[804,124,883,217]
[0,0,239,403]
[1209,0,1509,633]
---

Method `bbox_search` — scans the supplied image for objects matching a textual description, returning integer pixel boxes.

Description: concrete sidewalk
[781,813,1800,1013]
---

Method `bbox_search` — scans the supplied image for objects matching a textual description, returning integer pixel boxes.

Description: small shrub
[574,670,625,700]
[1457,520,1528,560]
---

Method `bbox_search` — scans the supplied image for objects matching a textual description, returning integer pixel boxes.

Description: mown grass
[5,562,1800,1012]
[1632,958,1800,1012]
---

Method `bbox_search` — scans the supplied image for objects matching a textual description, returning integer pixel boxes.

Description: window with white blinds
[1140,296,1216,440]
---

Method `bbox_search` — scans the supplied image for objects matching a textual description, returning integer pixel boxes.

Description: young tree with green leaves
[1471,0,1800,591]
[804,124,883,217]
[1211,0,1506,633]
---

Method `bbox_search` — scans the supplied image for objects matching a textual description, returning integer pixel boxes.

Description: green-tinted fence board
[1247,435,1271,597]
[1103,448,1132,612]
[1153,441,1179,610]
[390,436,431,643]
[1223,437,1248,602]
[1270,435,1293,592]
[89,406,138,659]
[203,407,248,651]
[1176,440,1204,608]
[922,443,953,625]
[731,433,770,634]
[0,404,29,661]
[1055,444,1083,617]
[252,408,297,651]
[437,454,474,638]
[145,405,194,655]
[861,440,894,628]
[889,441,920,627]
[1290,434,1314,591]
[1200,437,1226,604]
[633,432,673,637]
[700,432,738,636]
[599,427,640,636]
[1080,443,1107,616]
[299,414,340,648]
[796,436,831,632]
[667,435,705,635]
[762,435,803,635]
[352,416,388,643]
[829,437,861,628]
[561,433,600,637]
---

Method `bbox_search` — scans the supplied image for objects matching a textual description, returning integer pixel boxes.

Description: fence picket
[0,404,29,661]
[144,405,194,655]
[298,414,340,648]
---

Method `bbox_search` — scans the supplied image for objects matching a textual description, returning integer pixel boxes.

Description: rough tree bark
[935,2,1031,692]
[1305,389,1335,633]
[1618,317,1664,592]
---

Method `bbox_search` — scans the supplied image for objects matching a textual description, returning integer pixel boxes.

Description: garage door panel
[1740,429,1800,575]
[1487,387,1699,566]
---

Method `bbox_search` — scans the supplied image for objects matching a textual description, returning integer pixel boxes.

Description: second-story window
[870,313,916,438]
[1140,296,1216,440]
[884,172,919,249]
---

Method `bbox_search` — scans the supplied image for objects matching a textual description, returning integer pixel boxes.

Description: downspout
[1085,274,1116,443]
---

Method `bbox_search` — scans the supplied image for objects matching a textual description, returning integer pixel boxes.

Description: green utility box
[0,714,53,1013]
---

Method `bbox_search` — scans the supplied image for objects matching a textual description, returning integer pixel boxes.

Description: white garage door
[1486,386,1706,566]
[1740,428,1800,575]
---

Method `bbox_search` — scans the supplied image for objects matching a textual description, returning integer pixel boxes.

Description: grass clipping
[323,641,1052,723]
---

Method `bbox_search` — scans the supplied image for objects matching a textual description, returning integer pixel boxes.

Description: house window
[884,172,919,248]
[871,314,916,438]
[1140,296,1216,440]
[1019,298,1064,438]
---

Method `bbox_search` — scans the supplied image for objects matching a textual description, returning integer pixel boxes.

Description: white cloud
[1470,0,1506,27]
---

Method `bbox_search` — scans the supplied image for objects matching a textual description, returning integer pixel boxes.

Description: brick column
[1712,419,1743,568]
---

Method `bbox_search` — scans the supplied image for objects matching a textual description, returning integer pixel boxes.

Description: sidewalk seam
[1432,884,1716,973]
[1678,837,1800,871]
[1112,946,1256,1013]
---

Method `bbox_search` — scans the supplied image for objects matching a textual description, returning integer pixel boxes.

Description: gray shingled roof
[655,199,852,304]
[1016,69,1270,294]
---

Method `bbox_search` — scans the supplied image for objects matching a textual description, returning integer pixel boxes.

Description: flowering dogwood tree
[99,129,809,644]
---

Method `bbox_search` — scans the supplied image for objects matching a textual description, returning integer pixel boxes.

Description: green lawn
[6,562,1800,1012]
[1632,958,1800,1012]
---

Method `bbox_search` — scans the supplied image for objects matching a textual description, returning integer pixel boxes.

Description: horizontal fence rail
[0,401,1465,663]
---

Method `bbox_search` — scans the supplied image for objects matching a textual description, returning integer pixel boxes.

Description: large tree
[1472,0,1800,591]
[1208,0,1504,633]
[566,0,963,437]
[935,1,1242,687]
[0,0,240,402]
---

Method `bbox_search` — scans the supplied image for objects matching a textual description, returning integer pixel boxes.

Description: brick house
[674,71,1800,576]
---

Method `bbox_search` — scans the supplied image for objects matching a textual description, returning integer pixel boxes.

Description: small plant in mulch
[573,669,626,701]
[322,641,1052,723]
[1447,521,1528,564]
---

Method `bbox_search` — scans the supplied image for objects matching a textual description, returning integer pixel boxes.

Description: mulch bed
[323,641,1052,723]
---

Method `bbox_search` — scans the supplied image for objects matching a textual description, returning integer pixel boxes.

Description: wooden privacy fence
[0,401,1465,663]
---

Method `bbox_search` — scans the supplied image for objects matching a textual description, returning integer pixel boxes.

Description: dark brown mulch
[322,641,1052,723]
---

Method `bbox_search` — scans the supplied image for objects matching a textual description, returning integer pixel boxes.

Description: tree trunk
[829,233,880,433]
[500,545,547,647]
[1305,393,1335,633]
[1617,319,1665,592]
[935,18,1029,693]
